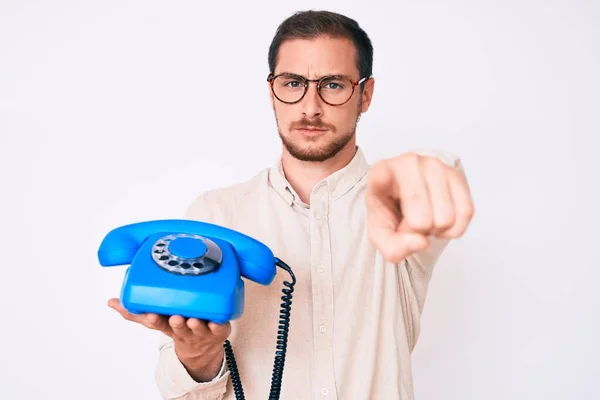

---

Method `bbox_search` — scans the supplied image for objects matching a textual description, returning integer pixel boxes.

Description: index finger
[365,160,398,201]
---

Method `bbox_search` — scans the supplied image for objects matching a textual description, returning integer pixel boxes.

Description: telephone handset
[97,219,296,400]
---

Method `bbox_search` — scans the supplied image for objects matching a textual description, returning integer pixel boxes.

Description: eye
[284,80,303,88]
[320,78,346,90]
[275,75,305,90]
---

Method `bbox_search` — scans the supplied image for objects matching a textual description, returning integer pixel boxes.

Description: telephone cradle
[97,219,296,400]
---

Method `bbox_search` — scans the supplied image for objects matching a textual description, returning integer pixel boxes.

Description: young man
[108,10,474,400]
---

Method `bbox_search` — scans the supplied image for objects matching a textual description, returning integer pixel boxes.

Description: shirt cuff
[209,353,227,381]
[156,343,229,399]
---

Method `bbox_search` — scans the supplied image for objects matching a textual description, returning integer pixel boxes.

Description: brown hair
[267,10,374,82]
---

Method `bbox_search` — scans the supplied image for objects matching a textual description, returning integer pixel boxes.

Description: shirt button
[321,388,328,396]
[319,325,326,333]
[317,265,324,272]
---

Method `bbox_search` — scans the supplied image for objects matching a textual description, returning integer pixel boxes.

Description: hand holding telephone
[97,219,296,400]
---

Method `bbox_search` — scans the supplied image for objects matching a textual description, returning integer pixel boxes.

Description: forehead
[274,36,359,78]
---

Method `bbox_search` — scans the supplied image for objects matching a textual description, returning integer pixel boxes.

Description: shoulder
[183,168,270,223]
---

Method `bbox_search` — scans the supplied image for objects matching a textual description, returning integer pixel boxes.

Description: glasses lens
[318,77,354,105]
[272,75,306,103]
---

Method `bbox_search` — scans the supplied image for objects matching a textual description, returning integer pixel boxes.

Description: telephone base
[120,279,244,324]
[113,231,247,324]
[125,307,239,325]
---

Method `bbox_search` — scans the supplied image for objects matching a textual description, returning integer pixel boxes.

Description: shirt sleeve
[398,149,469,349]
[405,149,469,310]
[155,332,230,400]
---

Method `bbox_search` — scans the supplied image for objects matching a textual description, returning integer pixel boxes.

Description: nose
[300,82,323,119]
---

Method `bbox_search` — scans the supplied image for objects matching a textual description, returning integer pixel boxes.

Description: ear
[360,77,375,113]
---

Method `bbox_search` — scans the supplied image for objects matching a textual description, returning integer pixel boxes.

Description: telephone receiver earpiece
[98,218,277,285]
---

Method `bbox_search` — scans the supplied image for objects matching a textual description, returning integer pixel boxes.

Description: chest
[212,192,397,305]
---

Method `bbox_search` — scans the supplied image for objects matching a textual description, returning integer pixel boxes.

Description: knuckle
[186,318,200,329]
[436,213,455,230]
[446,226,466,238]
[144,320,157,329]
[220,325,232,339]
[423,154,444,167]
[168,316,185,329]
[458,202,475,220]
[405,211,432,231]
[395,152,420,168]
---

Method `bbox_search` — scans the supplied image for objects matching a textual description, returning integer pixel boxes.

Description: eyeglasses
[267,72,369,106]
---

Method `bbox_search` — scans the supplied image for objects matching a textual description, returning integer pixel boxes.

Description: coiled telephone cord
[223,340,244,399]
[223,258,296,400]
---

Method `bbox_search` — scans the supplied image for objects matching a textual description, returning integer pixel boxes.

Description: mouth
[295,127,328,136]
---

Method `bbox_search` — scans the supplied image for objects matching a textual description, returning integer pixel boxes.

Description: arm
[394,151,470,350]
[398,235,451,351]
[365,148,473,350]
[403,149,468,311]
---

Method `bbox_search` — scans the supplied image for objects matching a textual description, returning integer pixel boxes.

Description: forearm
[176,344,225,383]
[156,335,229,400]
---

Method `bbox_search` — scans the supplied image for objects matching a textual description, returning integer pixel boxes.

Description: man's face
[269,36,374,162]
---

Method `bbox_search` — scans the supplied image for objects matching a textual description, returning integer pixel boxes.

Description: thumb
[378,231,429,263]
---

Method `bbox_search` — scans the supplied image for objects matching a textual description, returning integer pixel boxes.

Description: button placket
[309,183,337,400]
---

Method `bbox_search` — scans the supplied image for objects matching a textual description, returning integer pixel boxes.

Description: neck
[281,141,357,205]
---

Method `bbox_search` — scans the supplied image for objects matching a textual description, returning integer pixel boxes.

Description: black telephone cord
[223,258,296,400]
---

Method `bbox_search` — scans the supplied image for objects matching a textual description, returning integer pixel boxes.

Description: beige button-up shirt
[154,147,463,399]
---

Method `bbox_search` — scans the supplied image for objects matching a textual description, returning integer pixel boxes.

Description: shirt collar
[268,146,369,207]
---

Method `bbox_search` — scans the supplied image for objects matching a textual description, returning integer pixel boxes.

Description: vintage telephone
[97,219,296,400]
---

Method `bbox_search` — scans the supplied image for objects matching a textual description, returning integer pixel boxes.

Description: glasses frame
[267,72,369,106]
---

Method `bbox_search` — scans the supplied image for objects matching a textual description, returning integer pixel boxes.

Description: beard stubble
[276,112,360,162]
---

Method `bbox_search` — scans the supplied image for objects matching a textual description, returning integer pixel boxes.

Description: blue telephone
[97,219,296,400]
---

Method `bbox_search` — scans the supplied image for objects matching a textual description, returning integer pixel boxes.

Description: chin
[281,136,352,163]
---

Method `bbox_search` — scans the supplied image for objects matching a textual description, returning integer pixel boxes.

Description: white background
[1,0,599,399]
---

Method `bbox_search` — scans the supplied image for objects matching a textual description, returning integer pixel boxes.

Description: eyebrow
[277,72,355,80]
